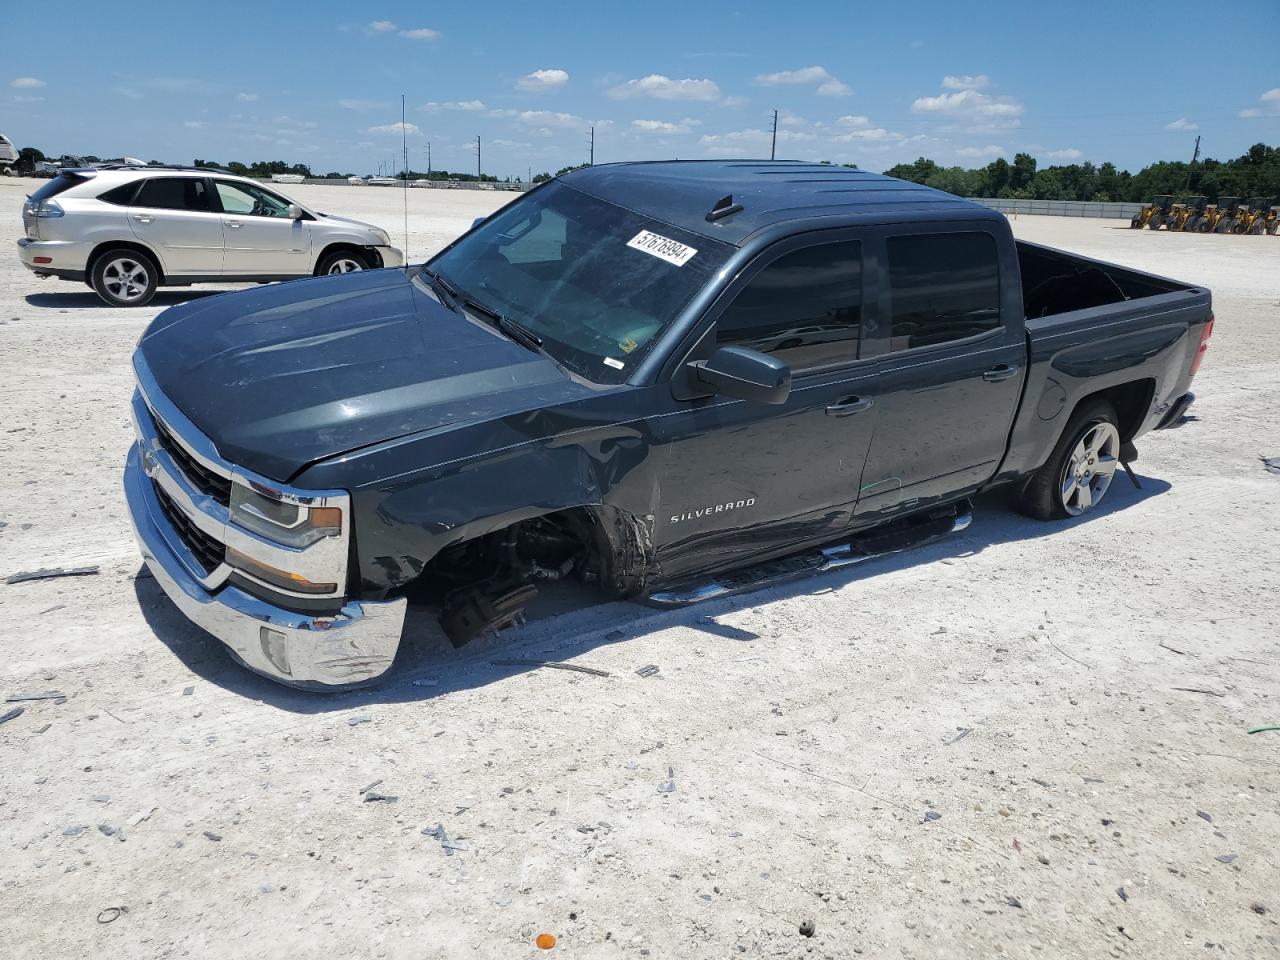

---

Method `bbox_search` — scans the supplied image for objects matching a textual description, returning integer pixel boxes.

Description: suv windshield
[426,180,732,384]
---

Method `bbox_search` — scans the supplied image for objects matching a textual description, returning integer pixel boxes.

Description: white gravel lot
[1,178,1278,960]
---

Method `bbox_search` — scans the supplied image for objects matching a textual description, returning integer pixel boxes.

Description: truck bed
[1017,240,1191,321]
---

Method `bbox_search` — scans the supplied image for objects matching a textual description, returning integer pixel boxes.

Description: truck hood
[137,269,592,482]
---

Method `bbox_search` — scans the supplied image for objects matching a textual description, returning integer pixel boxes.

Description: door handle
[982,364,1018,382]
[132,214,153,223]
[826,395,873,417]
[226,220,243,229]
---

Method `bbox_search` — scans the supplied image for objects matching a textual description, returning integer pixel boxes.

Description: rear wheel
[1148,215,1163,230]
[317,249,370,276]
[91,248,158,307]
[1019,400,1121,521]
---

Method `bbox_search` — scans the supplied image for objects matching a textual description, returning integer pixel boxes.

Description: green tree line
[884,143,1280,203]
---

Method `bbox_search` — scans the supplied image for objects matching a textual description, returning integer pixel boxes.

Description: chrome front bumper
[123,426,406,690]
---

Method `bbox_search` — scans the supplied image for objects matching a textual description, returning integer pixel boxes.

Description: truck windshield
[426,181,733,384]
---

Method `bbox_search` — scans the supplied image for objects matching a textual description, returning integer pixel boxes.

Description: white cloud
[183,120,205,129]
[1239,88,1280,118]
[632,118,700,134]
[832,126,903,143]
[607,74,721,101]
[10,77,46,89]
[367,121,420,135]
[1165,117,1198,131]
[517,68,569,92]
[754,65,852,97]
[237,92,258,102]
[1262,88,1280,102]
[1044,148,1083,161]
[516,110,585,128]
[911,83,1024,128]
[942,74,990,91]
[114,86,143,100]
[12,95,43,103]
[366,20,397,33]
[491,138,531,148]
[699,128,817,150]
[836,115,872,128]
[339,98,386,111]
[1239,107,1263,119]
[423,100,486,112]
[957,144,1005,158]
[399,27,440,40]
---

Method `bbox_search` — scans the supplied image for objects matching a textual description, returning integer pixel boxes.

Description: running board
[646,504,972,608]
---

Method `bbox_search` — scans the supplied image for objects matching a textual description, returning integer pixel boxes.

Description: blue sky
[6,0,1278,177]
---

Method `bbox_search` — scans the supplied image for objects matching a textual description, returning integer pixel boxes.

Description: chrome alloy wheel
[326,257,364,274]
[102,257,151,302]
[1059,421,1120,516]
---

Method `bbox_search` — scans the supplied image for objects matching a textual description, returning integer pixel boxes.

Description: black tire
[1018,399,1121,521]
[1148,215,1163,230]
[90,247,159,307]
[316,249,371,276]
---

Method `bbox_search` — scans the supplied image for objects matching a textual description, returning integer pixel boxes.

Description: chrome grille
[153,416,232,506]
[153,481,225,575]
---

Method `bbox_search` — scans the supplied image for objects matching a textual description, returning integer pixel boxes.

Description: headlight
[226,547,338,595]
[229,481,343,549]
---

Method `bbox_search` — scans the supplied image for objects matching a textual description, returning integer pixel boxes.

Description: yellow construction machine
[1169,196,1208,232]
[1130,195,1173,229]
[1197,196,1240,233]
[1265,202,1280,236]
[1233,197,1273,235]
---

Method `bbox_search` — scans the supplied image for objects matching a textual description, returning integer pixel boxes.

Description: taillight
[35,199,65,218]
[1190,313,1213,377]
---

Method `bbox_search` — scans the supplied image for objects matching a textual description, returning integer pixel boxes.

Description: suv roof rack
[91,162,231,173]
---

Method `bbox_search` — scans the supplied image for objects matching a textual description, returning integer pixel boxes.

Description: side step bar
[646,502,973,608]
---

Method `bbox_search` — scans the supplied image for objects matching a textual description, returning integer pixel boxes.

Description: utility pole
[588,126,594,166]
[425,142,431,179]
[476,135,481,181]
[770,109,778,161]
[1183,134,1201,193]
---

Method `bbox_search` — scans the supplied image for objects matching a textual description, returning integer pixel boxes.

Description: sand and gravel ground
[1,179,1278,959]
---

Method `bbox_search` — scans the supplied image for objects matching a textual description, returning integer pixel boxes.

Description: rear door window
[98,182,139,206]
[716,241,863,373]
[885,232,1000,351]
[133,177,213,212]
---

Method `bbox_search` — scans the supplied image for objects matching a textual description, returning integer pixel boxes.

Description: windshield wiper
[460,295,544,352]
[421,268,460,312]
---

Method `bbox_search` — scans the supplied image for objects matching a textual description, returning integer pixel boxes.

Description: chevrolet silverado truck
[123,161,1213,689]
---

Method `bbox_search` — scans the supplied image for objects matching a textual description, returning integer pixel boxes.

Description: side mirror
[687,345,790,405]
[287,203,304,220]
[471,216,487,230]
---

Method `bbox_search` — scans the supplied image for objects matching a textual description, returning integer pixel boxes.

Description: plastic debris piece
[203,831,222,842]
[347,716,371,726]
[536,933,557,950]
[63,825,85,837]
[0,707,22,725]
[1116,887,1128,902]
[1196,810,1213,823]
[6,691,65,702]
[924,810,942,822]
[944,727,972,745]
[1215,854,1237,864]
[492,658,610,678]
[1261,456,1280,476]
[798,920,816,938]
[1007,896,1023,909]
[5,565,99,585]
[635,664,660,678]
[657,766,675,794]
[97,907,126,924]
[1247,724,1280,734]
[359,779,384,795]
[98,824,124,842]
[363,792,398,803]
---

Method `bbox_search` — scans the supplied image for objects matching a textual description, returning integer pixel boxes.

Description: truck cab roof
[559,160,993,246]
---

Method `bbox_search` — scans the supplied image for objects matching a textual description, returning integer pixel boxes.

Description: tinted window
[133,177,212,212]
[29,172,90,203]
[214,180,292,217]
[886,233,1000,351]
[717,241,862,372]
[98,182,138,206]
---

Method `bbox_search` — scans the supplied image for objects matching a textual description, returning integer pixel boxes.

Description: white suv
[17,165,404,306]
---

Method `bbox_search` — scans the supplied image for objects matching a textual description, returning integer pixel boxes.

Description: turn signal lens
[227,546,337,595]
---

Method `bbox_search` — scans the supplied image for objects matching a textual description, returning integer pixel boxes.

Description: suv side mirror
[287,203,304,220]
[687,345,790,405]
[471,216,487,230]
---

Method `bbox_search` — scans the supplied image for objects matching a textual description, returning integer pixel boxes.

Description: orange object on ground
[536,933,557,950]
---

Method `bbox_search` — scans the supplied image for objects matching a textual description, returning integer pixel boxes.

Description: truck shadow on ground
[136,473,1171,714]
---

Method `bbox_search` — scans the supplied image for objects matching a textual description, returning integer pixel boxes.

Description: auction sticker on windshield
[627,230,697,267]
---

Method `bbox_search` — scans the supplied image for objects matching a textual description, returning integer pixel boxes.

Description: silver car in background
[17,164,404,306]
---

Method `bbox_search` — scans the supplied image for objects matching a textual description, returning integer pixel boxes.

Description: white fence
[974,198,1144,219]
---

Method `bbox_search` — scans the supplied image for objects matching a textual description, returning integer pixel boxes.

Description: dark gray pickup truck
[123,161,1213,688]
